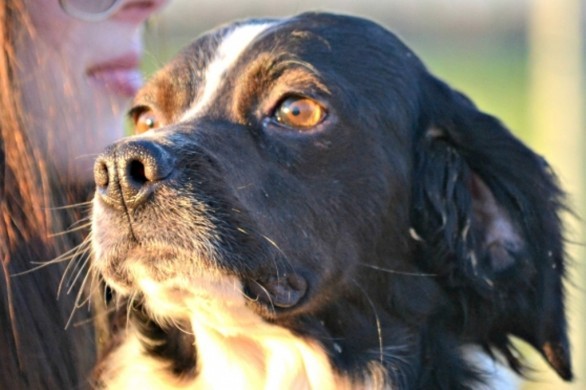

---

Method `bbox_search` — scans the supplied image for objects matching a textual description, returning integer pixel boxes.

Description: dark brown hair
[0,0,97,387]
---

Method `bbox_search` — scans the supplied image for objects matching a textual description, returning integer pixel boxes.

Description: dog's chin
[94,244,230,303]
[100,256,311,328]
[137,275,247,326]
[95,239,312,320]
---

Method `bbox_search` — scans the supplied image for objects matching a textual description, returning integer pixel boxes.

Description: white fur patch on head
[180,22,275,122]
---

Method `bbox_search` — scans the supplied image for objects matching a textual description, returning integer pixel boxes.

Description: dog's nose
[94,139,174,209]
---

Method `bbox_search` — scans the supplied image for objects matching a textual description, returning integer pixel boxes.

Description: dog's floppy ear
[411,74,572,380]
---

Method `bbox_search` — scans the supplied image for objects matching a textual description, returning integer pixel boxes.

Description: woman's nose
[112,0,169,24]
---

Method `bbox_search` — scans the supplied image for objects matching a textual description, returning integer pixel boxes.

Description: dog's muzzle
[92,137,310,312]
[94,139,175,210]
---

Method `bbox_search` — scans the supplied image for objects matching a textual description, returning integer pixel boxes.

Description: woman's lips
[87,54,143,97]
[114,0,168,24]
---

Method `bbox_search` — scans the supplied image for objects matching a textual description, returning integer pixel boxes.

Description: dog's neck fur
[95,269,476,389]
[189,313,343,389]
[100,320,347,390]
[98,277,356,389]
[97,297,516,390]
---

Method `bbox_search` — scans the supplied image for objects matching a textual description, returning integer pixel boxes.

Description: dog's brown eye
[275,97,326,129]
[134,110,161,134]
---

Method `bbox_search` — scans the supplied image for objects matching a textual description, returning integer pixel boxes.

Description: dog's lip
[245,273,308,310]
[86,53,142,97]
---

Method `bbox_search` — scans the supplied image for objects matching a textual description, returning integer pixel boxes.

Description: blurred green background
[142,0,585,388]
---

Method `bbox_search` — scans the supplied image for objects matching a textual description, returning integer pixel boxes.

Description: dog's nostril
[94,159,110,188]
[128,159,148,185]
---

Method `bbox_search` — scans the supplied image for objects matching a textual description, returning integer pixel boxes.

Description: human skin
[16,0,168,181]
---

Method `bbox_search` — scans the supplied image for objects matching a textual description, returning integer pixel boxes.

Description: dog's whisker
[358,263,437,277]
[62,248,91,291]
[49,220,92,238]
[49,236,91,263]
[60,252,88,296]
[169,316,194,336]
[65,261,95,329]
[46,200,93,211]
[58,242,92,319]
[63,216,92,230]
[126,291,141,330]
[352,278,384,364]
[71,260,94,308]
[85,267,101,304]
[57,238,92,296]
[74,152,102,161]
[70,303,118,328]
[126,294,136,329]
[259,233,294,276]
[242,289,260,303]
[75,270,103,309]
[65,253,91,296]
[114,291,125,311]
[260,234,283,255]
[10,238,91,277]
[252,234,283,278]
[235,184,253,191]
[9,260,63,277]
[245,279,275,311]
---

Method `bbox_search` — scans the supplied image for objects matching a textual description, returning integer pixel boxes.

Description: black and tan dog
[90,12,572,389]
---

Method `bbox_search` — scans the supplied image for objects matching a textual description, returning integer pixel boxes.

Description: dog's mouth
[90,136,316,323]
[94,232,311,321]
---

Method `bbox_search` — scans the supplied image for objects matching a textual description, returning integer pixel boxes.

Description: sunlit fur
[91,12,571,389]
[98,275,349,389]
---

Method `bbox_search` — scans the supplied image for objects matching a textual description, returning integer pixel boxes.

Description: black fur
[91,12,572,388]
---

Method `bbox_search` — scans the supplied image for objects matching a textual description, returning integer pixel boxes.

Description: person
[0,0,167,388]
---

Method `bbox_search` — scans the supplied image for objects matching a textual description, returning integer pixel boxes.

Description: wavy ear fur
[411,74,572,380]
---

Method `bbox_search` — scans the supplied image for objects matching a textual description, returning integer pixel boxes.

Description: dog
[90,12,572,389]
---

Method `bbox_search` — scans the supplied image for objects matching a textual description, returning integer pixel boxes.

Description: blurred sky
[144,1,585,389]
